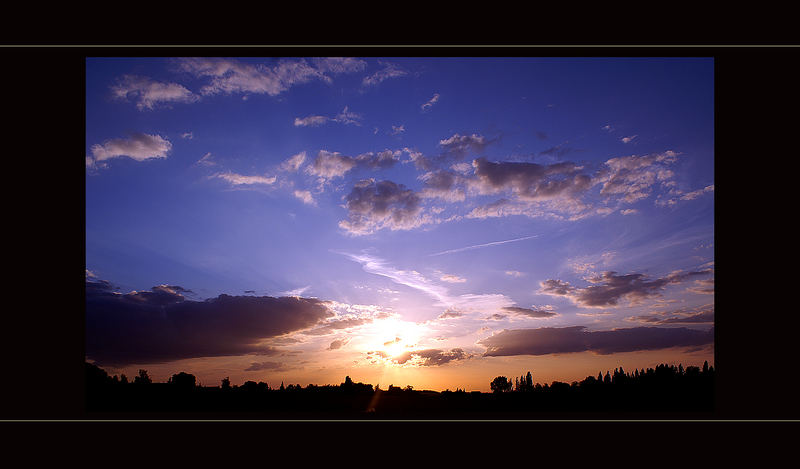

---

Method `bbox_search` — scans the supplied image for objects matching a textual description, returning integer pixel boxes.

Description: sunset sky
[85,56,714,391]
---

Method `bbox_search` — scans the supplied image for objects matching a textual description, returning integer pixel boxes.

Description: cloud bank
[86,277,332,366]
[479,326,713,357]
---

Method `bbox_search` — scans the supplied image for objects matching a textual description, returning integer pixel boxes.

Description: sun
[364,317,426,358]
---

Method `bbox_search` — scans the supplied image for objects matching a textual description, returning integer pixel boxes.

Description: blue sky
[85,57,714,390]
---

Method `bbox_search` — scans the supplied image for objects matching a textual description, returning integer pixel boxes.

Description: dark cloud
[392,348,472,366]
[86,278,333,367]
[419,170,465,201]
[538,144,575,158]
[327,338,350,350]
[338,179,424,235]
[540,270,713,308]
[471,157,591,202]
[628,305,714,325]
[501,306,558,318]
[438,310,464,319]
[302,317,373,336]
[479,326,713,357]
[244,361,292,372]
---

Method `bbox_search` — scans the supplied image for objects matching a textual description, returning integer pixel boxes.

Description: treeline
[85,361,714,417]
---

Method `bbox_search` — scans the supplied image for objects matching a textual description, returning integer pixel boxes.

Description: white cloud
[88,133,172,167]
[111,75,198,110]
[293,190,316,206]
[440,274,467,283]
[294,115,330,127]
[362,61,408,86]
[280,152,307,172]
[391,125,405,135]
[621,135,637,143]
[196,152,216,167]
[213,171,276,185]
[178,57,329,97]
[421,93,440,111]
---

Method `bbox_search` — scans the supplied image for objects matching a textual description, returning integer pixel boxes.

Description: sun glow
[362,317,426,359]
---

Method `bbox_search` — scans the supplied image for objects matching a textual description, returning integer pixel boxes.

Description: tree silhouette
[221,377,231,390]
[490,376,512,393]
[134,369,151,385]
[168,371,196,390]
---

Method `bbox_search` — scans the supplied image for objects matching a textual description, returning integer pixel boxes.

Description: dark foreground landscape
[86,361,715,419]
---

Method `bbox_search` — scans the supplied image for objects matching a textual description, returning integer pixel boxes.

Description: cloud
[539,269,713,308]
[312,57,367,74]
[621,209,638,215]
[680,185,715,201]
[333,106,362,126]
[421,93,440,111]
[342,253,516,314]
[501,306,557,318]
[628,304,714,325]
[601,124,614,132]
[327,338,351,350]
[293,190,316,206]
[505,270,525,277]
[280,152,307,172]
[195,152,216,167]
[438,309,465,319]
[111,75,198,110]
[85,277,333,367]
[362,61,408,86]
[181,132,194,139]
[391,348,472,366]
[177,57,330,97]
[686,278,715,295]
[470,157,591,202]
[598,151,680,204]
[418,170,466,202]
[621,135,637,143]
[439,133,492,160]
[338,179,425,235]
[355,150,402,170]
[391,125,405,135]
[212,171,276,186]
[302,317,375,336]
[440,274,466,283]
[88,133,172,167]
[305,150,358,182]
[538,144,575,158]
[479,325,713,357]
[244,361,292,372]
[281,285,311,297]
[294,115,330,127]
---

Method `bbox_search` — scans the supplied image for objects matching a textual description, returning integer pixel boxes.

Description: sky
[85,56,714,391]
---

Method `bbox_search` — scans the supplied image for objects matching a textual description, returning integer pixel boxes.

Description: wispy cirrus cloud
[294,106,363,127]
[279,152,307,172]
[421,93,440,112]
[362,61,408,87]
